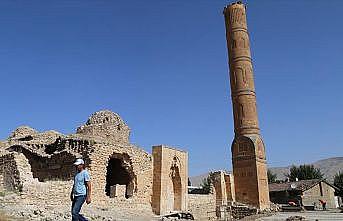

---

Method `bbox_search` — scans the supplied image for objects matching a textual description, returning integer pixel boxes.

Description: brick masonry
[223,1,270,209]
[152,145,188,215]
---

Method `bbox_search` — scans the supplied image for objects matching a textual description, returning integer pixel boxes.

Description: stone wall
[11,146,151,209]
[19,148,76,181]
[11,152,74,207]
[0,152,22,192]
[87,142,152,205]
[152,145,188,215]
[0,150,72,206]
[188,193,216,220]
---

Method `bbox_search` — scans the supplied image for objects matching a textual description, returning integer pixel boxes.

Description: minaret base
[231,134,270,209]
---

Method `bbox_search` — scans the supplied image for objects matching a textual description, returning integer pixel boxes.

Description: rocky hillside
[190,157,343,186]
[269,157,343,182]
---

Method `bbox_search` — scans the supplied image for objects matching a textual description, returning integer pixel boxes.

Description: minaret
[223,2,270,209]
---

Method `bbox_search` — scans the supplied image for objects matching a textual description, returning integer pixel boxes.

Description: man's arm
[86,181,92,204]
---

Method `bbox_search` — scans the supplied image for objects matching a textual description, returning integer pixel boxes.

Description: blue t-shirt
[73,169,90,196]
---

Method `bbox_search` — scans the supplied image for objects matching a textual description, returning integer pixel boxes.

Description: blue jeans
[71,195,86,221]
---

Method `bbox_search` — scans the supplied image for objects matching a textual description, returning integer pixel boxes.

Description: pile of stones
[286,216,306,221]
[231,205,257,219]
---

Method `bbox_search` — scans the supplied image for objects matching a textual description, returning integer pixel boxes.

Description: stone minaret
[223,2,270,209]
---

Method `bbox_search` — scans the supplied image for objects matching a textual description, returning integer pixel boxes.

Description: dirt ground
[2,190,342,221]
[256,210,343,221]
[0,191,159,221]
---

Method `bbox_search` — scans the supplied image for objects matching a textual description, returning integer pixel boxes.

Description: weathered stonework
[0,151,22,192]
[0,110,188,217]
[188,193,217,220]
[224,172,235,203]
[76,110,130,144]
[211,171,235,207]
[152,145,188,215]
[8,126,39,140]
[223,1,270,209]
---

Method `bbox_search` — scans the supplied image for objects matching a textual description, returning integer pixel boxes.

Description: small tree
[286,164,323,182]
[268,169,277,183]
[200,173,213,194]
[334,171,343,196]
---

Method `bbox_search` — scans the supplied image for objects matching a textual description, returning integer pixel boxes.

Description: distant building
[269,179,340,209]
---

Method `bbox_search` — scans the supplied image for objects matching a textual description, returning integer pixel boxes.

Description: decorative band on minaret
[223,2,270,209]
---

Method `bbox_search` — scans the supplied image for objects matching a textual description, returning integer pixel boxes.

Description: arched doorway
[171,163,182,211]
[105,154,135,199]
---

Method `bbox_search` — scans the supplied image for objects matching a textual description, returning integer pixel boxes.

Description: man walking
[70,159,92,221]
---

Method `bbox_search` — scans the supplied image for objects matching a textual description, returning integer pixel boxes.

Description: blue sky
[0,0,342,176]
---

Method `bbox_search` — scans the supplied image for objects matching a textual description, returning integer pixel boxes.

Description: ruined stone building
[0,110,188,215]
[187,171,236,220]
[211,171,235,207]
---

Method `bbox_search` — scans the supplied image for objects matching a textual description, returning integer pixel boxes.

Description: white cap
[73,159,85,165]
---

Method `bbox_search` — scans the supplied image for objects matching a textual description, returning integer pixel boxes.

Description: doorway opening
[105,154,135,199]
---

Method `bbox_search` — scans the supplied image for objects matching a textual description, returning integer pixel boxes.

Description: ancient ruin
[223,1,270,209]
[0,110,188,218]
[0,2,275,220]
[152,145,188,215]
[211,171,235,207]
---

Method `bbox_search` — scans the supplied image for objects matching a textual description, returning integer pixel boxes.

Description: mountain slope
[190,157,343,186]
[270,157,343,182]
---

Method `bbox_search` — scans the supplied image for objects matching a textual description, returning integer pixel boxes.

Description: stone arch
[170,156,182,211]
[231,136,255,157]
[105,152,137,199]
